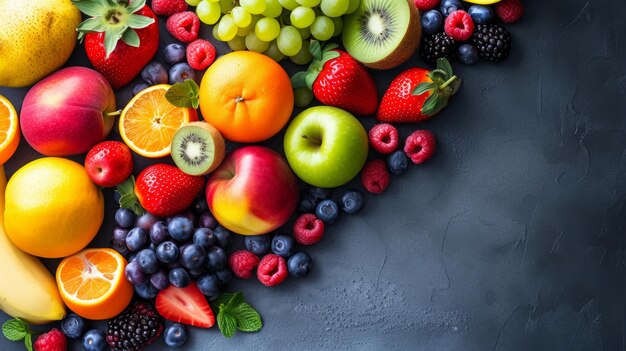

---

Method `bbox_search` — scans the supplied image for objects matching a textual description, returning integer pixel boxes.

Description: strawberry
[377,58,461,123]
[156,283,215,328]
[73,0,160,89]
[291,41,378,116]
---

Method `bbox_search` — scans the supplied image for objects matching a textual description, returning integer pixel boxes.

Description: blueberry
[164,43,187,65]
[340,189,364,214]
[149,221,169,245]
[169,267,191,288]
[112,227,129,245]
[111,239,132,258]
[193,198,209,214]
[169,62,196,84]
[136,249,159,274]
[287,252,312,278]
[298,194,317,212]
[132,83,149,96]
[189,266,208,279]
[387,150,409,175]
[245,234,272,255]
[468,5,494,24]
[164,323,188,348]
[308,187,331,202]
[271,234,295,258]
[113,191,122,203]
[82,329,106,351]
[197,274,221,299]
[126,227,149,252]
[115,208,136,228]
[315,199,339,224]
[167,216,194,241]
[181,244,207,270]
[141,61,168,85]
[440,0,463,16]
[124,260,145,285]
[213,226,232,248]
[197,212,218,230]
[61,313,85,339]
[458,44,479,65]
[135,280,159,299]
[193,228,215,250]
[150,269,170,290]
[421,10,443,35]
[156,241,180,264]
[205,246,227,271]
[135,213,160,230]
[215,268,233,285]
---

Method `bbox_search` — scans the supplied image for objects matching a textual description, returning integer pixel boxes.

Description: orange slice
[0,95,20,164]
[56,248,133,320]
[120,84,198,158]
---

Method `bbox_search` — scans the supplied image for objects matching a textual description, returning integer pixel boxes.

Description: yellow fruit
[0,0,81,87]
[0,96,20,164]
[5,157,104,258]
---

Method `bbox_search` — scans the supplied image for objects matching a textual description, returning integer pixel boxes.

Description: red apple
[20,66,116,156]
[85,141,133,187]
[206,146,299,235]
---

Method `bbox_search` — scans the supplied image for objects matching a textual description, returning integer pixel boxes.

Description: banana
[0,165,65,324]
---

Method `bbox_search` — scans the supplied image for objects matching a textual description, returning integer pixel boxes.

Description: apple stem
[105,109,122,117]
[302,135,322,146]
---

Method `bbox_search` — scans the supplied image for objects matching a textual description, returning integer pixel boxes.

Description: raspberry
[228,250,260,279]
[33,328,67,351]
[152,0,188,16]
[404,130,436,164]
[166,11,200,43]
[413,0,440,11]
[495,0,524,23]
[257,254,288,287]
[293,213,325,245]
[444,10,474,42]
[368,123,399,154]
[186,39,217,70]
[361,160,390,194]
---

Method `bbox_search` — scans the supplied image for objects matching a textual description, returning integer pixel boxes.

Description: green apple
[284,106,368,188]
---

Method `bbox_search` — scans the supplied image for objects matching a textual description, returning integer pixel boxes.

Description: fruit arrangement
[0,0,525,349]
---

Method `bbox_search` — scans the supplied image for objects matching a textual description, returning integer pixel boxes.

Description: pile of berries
[415,0,523,65]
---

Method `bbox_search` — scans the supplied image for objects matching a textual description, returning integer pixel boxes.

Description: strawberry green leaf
[116,176,145,216]
[126,14,155,29]
[126,0,146,13]
[437,58,454,77]
[103,26,124,58]
[322,42,339,52]
[413,82,437,96]
[291,72,308,89]
[421,91,441,116]
[165,80,200,109]
[121,29,140,47]
[320,50,340,64]
[217,311,237,338]
[305,71,318,91]
[71,0,108,17]
[309,40,323,61]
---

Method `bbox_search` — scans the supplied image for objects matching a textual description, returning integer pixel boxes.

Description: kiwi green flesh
[172,125,218,176]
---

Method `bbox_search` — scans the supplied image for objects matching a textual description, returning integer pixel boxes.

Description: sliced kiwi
[342,0,421,70]
[171,121,226,176]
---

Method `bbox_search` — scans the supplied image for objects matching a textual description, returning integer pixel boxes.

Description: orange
[56,248,133,320]
[199,51,294,143]
[0,96,20,164]
[120,84,198,158]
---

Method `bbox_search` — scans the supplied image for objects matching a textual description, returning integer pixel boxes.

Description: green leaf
[231,303,262,332]
[121,28,140,47]
[421,91,440,116]
[321,50,340,64]
[290,71,308,89]
[322,42,339,52]
[226,292,244,310]
[413,82,436,96]
[71,0,107,17]
[24,333,32,351]
[305,71,317,90]
[126,14,155,29]
[126,0,146,13]
[212,292,238,308]
[217,311,237,338]
[103,26,124,58]
[165,80,200,109]
[2,319,27,341]
[76,18,108,34]
[437,58,453,77]
[116,176,145,216]
[309,40,323,61]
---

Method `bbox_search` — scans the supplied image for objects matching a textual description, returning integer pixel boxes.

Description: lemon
[0,0,81,87]
[4,158,104,258]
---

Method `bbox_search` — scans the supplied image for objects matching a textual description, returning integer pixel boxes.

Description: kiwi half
[171,121,226,176]
[342,0,421,70]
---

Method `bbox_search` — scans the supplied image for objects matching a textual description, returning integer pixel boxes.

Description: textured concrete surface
[1,0,625,350]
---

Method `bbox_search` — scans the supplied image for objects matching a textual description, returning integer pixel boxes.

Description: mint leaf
[227,292,244,309]
[115,176,145,216]
[231,303,262,332]
[217,311,237,338]
[24,333,32,351]
[2,319,27,341]
[212,292,238,308]
[166,80,200,109]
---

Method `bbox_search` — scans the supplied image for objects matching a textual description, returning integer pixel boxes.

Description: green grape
[297,26,311,40]
[220,0,235,13]
[289,40,313,65]
[345,0,359,14]
[206,0,221,2]
[196,0,221,25]
[231,6,252,27]
[278,0,299,10]
[240,0,267,15]
[263,0,283,18]
[255,17,281,42]
[320,0,349,17]
[237,23,254,36]
[263,40,285,62]
[218,14,238,41]
[294,87,314,108]
[212,23,222,40]
[331,16,342,37]
[186,0,203,5]
[245,33,271,52]
[290,6,315,28]
[277,25,302,56]
[310,15,334,41]
[228,36,247,51]
[295,0,320,7]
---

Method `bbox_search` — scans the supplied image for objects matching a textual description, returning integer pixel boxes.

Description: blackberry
[472,24,512,62]
[106,302,163,351]
[420,32,456,65]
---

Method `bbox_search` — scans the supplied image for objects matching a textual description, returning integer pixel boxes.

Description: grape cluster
[110,198,233,300]
[187,0,359,64]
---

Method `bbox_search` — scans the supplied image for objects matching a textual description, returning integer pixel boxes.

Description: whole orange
[199,51,294,143]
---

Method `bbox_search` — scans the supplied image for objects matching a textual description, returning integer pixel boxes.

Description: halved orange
[56,248,133,320]
[0,95,20,164]
[120,84,198,158]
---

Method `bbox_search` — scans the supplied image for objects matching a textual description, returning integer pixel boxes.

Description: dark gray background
[1,0,626,350]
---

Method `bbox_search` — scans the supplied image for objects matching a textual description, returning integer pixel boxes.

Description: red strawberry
[377,58,461,123]
[291,42,378,116]
[73,0,160,89]
[156,283,215,328]
[134,163,205,217]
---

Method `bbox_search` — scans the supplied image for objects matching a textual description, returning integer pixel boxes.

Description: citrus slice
[56,248,133,320]
[120,84,197,158]
[0,95,20,164]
